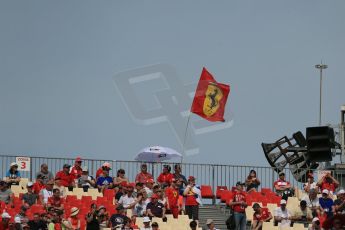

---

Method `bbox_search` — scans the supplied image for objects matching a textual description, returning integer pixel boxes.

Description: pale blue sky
[1,1,345,166]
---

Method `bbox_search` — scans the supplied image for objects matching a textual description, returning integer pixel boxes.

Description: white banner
[16,156,31,171]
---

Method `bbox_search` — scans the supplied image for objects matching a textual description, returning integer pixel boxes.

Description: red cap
[188,176,195,181]
[151,194,159,199]
[75,157,82,162]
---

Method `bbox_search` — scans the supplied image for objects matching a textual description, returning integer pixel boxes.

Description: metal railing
[1,154,344,192]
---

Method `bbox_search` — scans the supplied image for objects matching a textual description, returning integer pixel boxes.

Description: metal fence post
[212,165,215,205]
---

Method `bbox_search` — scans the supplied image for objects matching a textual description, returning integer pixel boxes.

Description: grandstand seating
[2,177,338,229]
[200,185,214,199]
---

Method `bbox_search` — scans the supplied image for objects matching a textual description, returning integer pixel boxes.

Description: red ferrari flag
[191,67,230,122]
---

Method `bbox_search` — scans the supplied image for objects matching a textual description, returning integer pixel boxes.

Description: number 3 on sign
[20,161,26,169]
[15,157,31,171]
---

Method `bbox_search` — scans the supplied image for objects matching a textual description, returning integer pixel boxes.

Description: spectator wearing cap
[118,185,137,213]
[309,217,321,230]
[183,176,200,222]
[317,172,339,195]
[97,205,109,228]
[78,166,96,192]
[0,180,14,207]
[274,172,292,199]
[319,189,335,218]
[0,212,11,230]
[55,164,75,188]
[47,188,65,211]
[165,178,180,218]
[157,165,174,188]
[144,179,154,198]
[251,203,272,230]
[291,200,313,223]
[114,168,129,188]
[32,174,46,195]
[109,204,130,229]
[39,179,54,205]
[96,167,113,193]
[5,162,21,185]
[303,173,317,193]
[63,207,80,230]
[228,181,248,230]
[302,188,320,214]
[147,193,166,219]
[135,164,153,184]
[173,164,187,188]
[96,162,112,179]
[334,189,345,214]
[206,219,219,230]
[70,157,83,180]
[36,163,54,185]
[140,216,151,230]
[245,170,261,193]
[21,182,38,206]
[274,199,291,227]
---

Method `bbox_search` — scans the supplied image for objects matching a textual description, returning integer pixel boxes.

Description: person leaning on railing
[36,163,54,185]
[274,172,294,200]
[245,169,261,193]
[5,162,21,186]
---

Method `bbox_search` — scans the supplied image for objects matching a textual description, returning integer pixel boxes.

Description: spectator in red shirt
[96,162,112,179]
[70,157,83,180]
[251,203,272,230]
[32,174,45,194]
[47,188,65,211]
[274,172,292,199]
[183,176,200,222]
[157,165,173,188]
[55,164,75,189]
[228,181,248,230]
[166,178,180,218]
[317,172,339,194]
[135,164,153,184]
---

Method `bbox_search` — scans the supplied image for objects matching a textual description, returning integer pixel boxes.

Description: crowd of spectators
[0,159,203,230]
[1,159,345,230]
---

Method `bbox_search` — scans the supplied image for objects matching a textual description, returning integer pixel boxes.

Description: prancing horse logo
[203,83,223,117]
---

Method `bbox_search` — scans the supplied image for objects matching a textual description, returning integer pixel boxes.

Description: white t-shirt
[274,207,291,227]
[144,187,153,198]
[40,189,53,204]
[118,194,135,209]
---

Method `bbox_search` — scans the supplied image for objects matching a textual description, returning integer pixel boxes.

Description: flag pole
[181,112,192,163]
